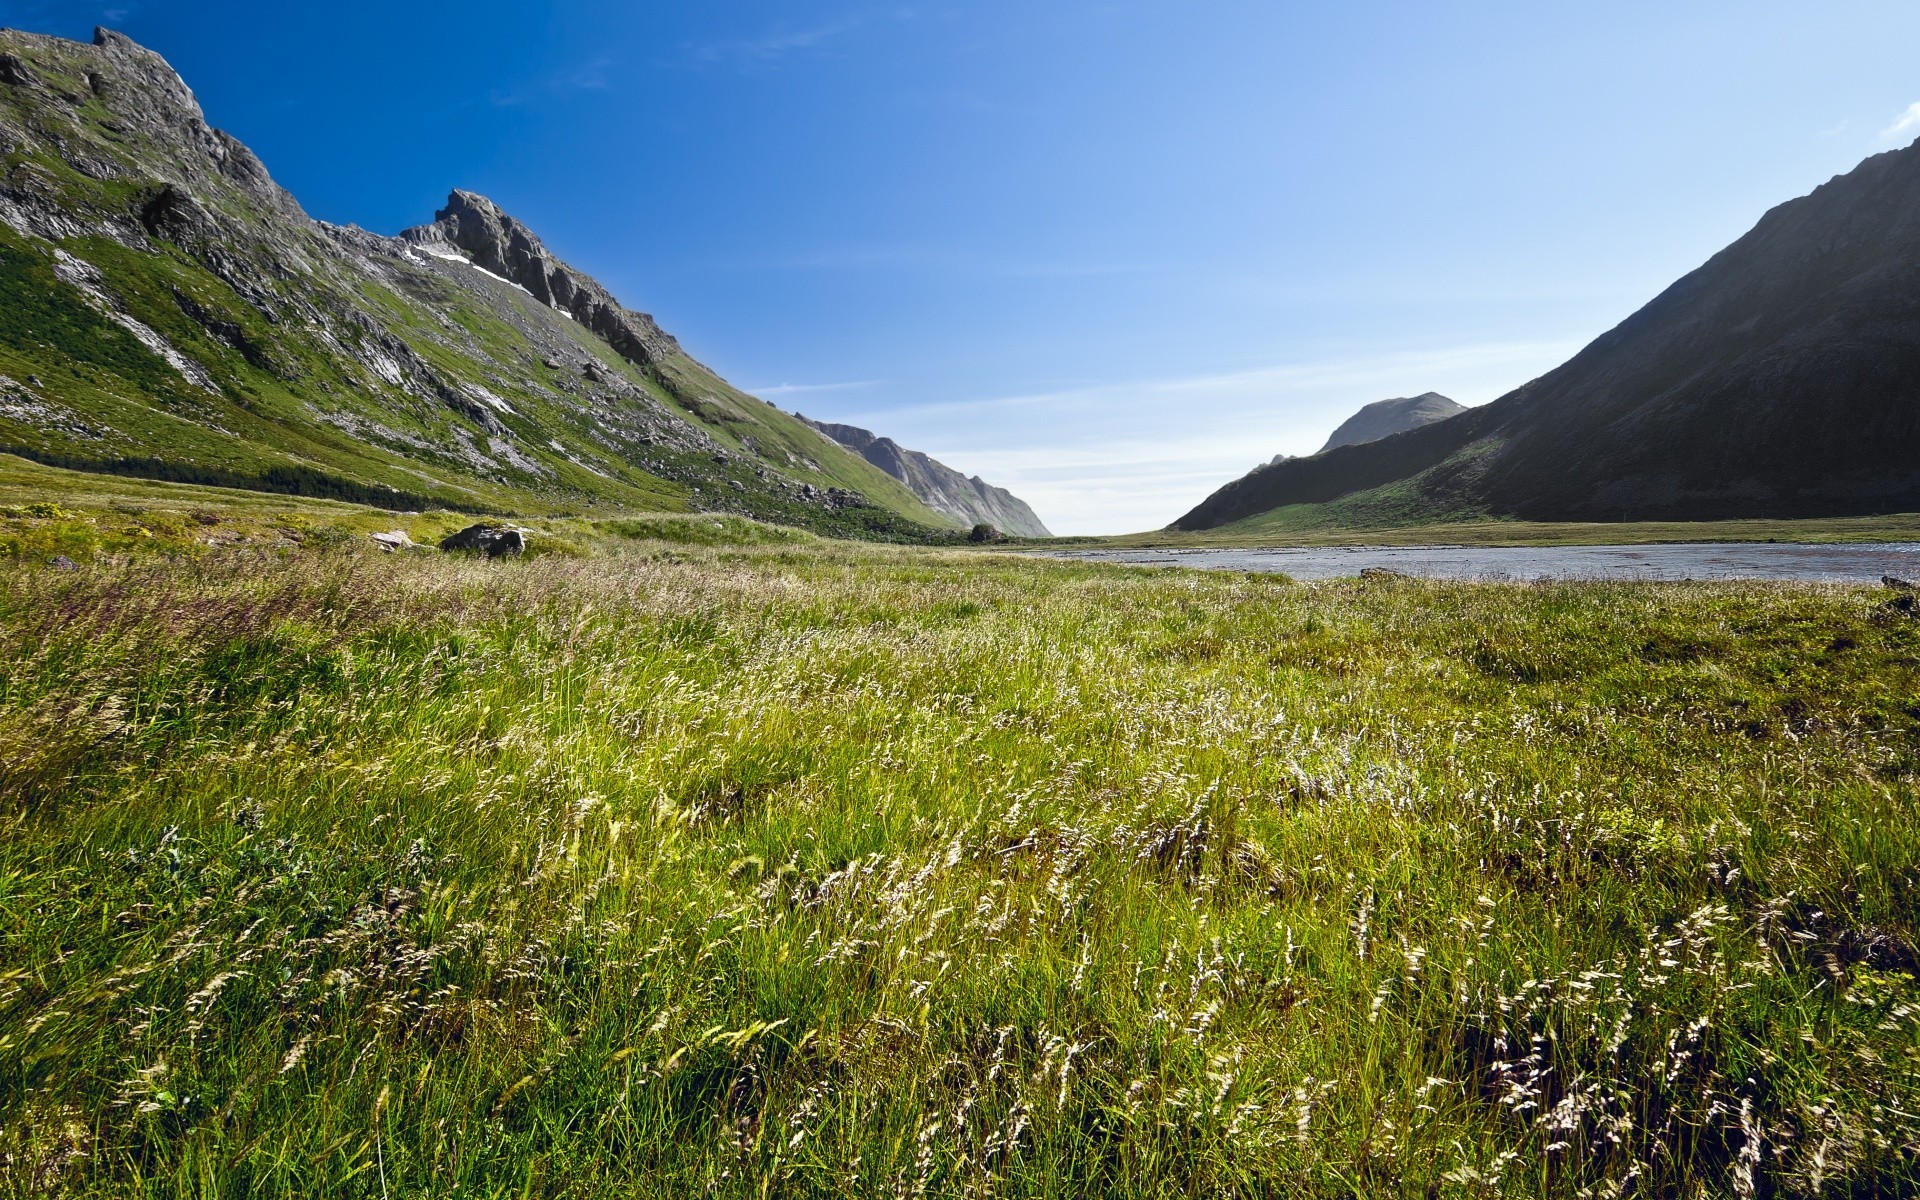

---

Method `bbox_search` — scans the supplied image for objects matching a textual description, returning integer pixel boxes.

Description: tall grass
[1,544,1916,1196]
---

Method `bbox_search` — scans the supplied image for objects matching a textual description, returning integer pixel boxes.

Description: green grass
[0,25,960,538]
[0,454,994,562]
[2,528,1917,1197]
[0,453,839,564]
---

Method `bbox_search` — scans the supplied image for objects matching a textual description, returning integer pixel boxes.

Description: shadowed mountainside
[1176,140,1920,531]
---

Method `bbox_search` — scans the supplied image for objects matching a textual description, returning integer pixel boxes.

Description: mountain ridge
[796,415,1050,537]
[0,26,959,538]
[1175,139,1920,531]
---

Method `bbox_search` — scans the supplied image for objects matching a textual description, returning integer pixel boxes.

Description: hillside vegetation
[2,530,1917,1196]
[0,29,949,539]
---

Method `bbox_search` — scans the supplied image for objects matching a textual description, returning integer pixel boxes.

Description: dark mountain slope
[798,416,1050,536]
[1176,140,1920,530]
[0,28,952,535]
[1319,392,1464,453]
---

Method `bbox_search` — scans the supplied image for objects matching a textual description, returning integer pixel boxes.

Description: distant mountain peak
[1318,392,1464,454]
[798,416,1051,537]
[400,190,688,370]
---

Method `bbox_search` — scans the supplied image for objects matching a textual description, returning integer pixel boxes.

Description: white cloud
[1883,101,1920,141]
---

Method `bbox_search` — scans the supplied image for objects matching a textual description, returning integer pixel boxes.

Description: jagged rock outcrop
[1176,138,1920,530]
[0,27,951,538]
[1319,393,1464,453]
[799,416,1051,537]
[401,191,686,371]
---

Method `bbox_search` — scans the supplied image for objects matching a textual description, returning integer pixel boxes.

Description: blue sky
[5,1,1920,533]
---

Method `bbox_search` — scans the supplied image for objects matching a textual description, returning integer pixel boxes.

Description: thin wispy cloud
[718,244,1164,281]
[488,56,615,108]
[1883,101,1920,141]
[746,380,887,398]
[861,340,1570,425]
[678,5,931,69]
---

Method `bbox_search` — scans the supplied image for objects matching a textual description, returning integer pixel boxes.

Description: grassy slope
[1064,466,1920,548]
[0,29,955,535]
[1150,442,1920,549]
[0,452,819,562]
[2,536,1917,1195]
[0,218,950,534]
[364,260,951,527]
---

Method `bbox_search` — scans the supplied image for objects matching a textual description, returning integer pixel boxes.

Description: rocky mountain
[1175,139,1920,531]
[798,416,1050,537]
[0,27,957,537]
[1318,392,1464,453]
[1225,393,1464,485]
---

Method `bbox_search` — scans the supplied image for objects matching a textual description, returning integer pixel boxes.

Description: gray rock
[440,523,526,557]
[798,415,1052,537]
[1318,393,1466,454]
[46,554,77,570]
[369,529,412,552]
[401,190,689,372]
[1884,575,1916,591]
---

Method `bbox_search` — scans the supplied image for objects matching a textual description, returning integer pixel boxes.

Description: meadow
[2,530,1918,1197]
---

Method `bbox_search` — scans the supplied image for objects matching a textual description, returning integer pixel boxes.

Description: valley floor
[3,503,1919,1195]
[1078,511,1920,549]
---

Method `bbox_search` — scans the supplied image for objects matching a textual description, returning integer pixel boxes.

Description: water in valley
[1043,542,1920,583]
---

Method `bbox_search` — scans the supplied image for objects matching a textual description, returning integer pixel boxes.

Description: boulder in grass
[1869,576,1917,618]
[440,523,526,557]
[369,530,413,553]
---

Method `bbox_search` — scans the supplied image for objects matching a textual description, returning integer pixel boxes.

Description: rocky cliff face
[1318,393,1464,453]
[1176,139,1920,530]
[798,417,1051,537]
[0,28,953,536]
[402,191,687,371]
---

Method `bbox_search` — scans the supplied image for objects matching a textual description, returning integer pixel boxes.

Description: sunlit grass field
[3,539,1918,1196]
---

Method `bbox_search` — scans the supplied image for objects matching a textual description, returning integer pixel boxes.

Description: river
[1041,542,1920,582]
